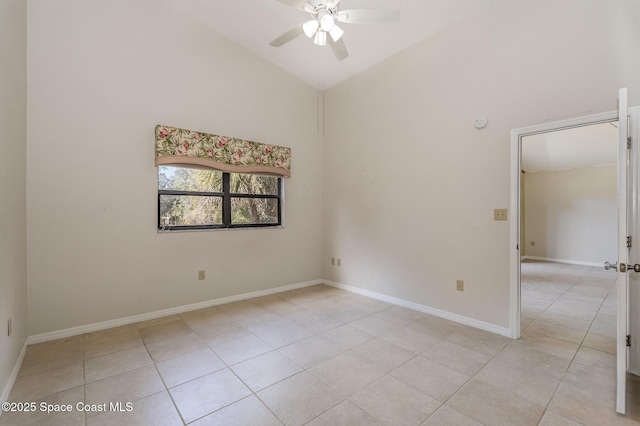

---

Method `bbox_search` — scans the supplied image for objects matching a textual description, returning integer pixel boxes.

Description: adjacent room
[520,122,619,347]
[1,0,640,424]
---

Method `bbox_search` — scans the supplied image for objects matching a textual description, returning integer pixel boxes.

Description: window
[158,166,282,230]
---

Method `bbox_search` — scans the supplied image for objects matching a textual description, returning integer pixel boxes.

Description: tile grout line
[523,263,617,424]
[82,335,87,426]
[525,268,577,425]
[417,334,516,424]
[141,333,188,426]
[535,267,618,424]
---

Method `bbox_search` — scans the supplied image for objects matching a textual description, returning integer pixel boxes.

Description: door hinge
[628,235,632,248]
[627,335,632,347]
[628,136,632,149]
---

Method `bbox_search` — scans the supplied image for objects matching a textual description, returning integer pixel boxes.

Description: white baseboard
[324,280,512,338]
[0,339,28,409]
[521,256,602,267]
[27,279,323,345]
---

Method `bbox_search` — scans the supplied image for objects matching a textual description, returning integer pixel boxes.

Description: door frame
[509,110,621,339]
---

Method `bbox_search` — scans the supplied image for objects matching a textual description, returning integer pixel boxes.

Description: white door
[616,87,630,414]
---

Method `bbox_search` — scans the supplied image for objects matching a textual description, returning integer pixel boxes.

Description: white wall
[0,0,27,401]
[27,0,323,335]
[523,167,617,264]
[323,0,640,329]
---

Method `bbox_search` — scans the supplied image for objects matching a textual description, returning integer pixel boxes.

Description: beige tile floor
[1,260,639,425]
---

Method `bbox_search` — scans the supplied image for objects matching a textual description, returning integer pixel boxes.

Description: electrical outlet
[494,208,508,221]
[337,258,342,267]
[331,257,335,266]
[456,280,464,291]
[198,270,205,280]
[7,318,12,337]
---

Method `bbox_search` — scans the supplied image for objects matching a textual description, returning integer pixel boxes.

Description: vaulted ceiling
[162,0,508,89]
[160,1,619,170]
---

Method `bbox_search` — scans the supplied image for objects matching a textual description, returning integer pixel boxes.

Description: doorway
[509,111,622,339]
[510,103,640,415]
[519,122,618,348]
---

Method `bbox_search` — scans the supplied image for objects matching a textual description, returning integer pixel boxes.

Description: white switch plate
[494,208,508,221]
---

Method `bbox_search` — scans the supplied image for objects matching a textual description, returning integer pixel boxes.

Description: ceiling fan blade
[275,0,312,12]
[329,37,348,61]
[269,24,304,47]
[337,9,401,24]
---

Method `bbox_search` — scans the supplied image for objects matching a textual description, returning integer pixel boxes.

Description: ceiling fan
[269,0,400,60]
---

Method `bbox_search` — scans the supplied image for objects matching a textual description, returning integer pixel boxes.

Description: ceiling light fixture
[302,19,319,38]
[318,11,334,32]
[303,10,343,44]
[328,25,344,42]
[313,30,327,46]
[269,0,401,61]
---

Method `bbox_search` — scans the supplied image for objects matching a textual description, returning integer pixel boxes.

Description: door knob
[623,263,640,273]
[604,262,640,272]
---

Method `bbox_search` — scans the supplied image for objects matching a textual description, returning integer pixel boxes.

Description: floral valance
[155,125,291,178]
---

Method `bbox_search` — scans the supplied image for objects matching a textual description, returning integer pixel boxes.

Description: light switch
[494,209,508,221]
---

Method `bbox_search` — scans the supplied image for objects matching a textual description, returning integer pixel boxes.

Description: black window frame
[158,170,282,231]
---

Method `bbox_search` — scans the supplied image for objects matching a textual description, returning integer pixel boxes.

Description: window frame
[158,169,282,231]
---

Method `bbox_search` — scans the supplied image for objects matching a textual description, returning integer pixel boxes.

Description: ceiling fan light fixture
[313,30,327,46]
[302,19,319,38]
[271,0,401,61]
[318,11,335,31]
[328,25,344,42]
